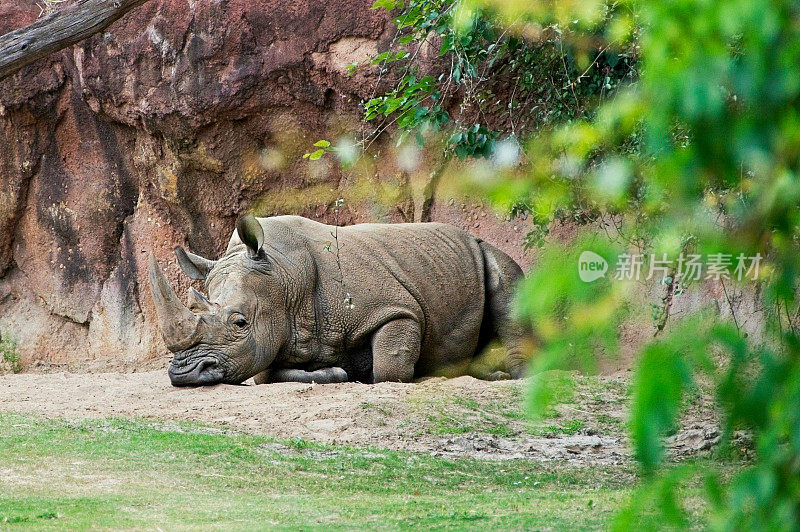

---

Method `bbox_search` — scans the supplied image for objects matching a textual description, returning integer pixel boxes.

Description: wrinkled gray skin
[149,214,528,386]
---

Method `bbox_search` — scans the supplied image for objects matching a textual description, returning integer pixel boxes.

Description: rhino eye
[233,318,248,328]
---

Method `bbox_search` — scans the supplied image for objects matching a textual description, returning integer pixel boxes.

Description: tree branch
[0,0,154,81]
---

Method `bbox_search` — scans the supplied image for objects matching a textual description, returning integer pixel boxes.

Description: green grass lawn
[0,413,719,530]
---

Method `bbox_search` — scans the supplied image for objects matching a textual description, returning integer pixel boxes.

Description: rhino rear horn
[187,287,213,313]
[148,253,201,351]
[175,246,217,280]
[236,213,265,259]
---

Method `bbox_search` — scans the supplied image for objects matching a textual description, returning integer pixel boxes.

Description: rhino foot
[259,367,349,384]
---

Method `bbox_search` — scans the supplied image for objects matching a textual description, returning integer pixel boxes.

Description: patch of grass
[562,419,586,434]
[528,419,587,437]
[596,413,623,428]
[528,371,580,419]
[452,396,479,409]
[360,401,393,417]
[0,413,660,530]
[541,371,579,405]
[410,390,525,437]
[425,412,475,435]
[496,403,527,420]
[411,374,622,439]
[486,422,516,437]
[0,330,20,373]
[580,377,630,404]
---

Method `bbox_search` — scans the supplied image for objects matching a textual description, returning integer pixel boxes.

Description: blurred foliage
[363,0,800,529]
[304,0,800,527]
[466,0,800,529]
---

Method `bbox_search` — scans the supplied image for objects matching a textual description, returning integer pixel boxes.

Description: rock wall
[0,0,408,369]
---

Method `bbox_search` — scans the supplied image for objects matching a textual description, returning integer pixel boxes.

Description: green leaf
[371,51,392,65]
[440,33,454,56]
[308,149,325,161]
[452,64,461,82]
[370,0,400,11]
[383,98,402,115]
[313,140,331,148]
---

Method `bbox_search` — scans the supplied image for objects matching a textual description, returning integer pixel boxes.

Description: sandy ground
[0,371,724,465]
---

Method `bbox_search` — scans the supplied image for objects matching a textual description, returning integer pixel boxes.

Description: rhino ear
[236,213,265,260]
[175,246,217,280]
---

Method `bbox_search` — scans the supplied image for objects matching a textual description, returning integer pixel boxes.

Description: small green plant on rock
[0,330,20,373]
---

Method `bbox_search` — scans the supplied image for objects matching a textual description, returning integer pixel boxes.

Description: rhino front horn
[148,253,201,351]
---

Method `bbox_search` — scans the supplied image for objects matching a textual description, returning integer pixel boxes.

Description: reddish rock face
[0,0,533,369]
[0,0,393,367]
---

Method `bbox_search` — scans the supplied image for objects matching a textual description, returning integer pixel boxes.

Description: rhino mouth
[168,356,224,386]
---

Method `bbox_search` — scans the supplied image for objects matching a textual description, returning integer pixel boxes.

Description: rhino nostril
[196,359,217,375]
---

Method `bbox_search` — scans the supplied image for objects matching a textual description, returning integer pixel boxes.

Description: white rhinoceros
[149,214,528,386]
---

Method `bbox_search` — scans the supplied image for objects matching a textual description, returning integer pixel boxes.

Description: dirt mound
[0,371,725,464]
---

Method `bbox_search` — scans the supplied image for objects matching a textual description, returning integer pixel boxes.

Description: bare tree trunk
[0,0,154,81]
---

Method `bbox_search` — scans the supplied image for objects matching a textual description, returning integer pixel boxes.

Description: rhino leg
[478,240,529,379]
[255,367,348,384]
[371,319,421,383]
